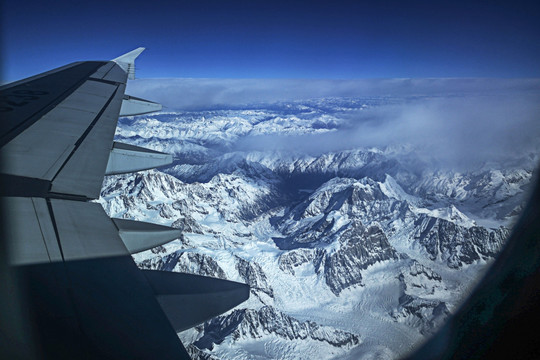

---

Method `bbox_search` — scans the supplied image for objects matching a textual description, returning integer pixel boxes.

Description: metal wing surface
[0,49,249,359]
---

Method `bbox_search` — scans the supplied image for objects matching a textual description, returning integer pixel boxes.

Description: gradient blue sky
[2,0,540,81]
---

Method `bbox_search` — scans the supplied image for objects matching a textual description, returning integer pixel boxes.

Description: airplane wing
[0,49,249,359]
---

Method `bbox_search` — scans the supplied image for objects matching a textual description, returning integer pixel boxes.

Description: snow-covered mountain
[99,96,537,359]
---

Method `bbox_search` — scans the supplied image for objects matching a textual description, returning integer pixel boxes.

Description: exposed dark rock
[278,248,316,275]
[391,294,450,336]
[172,216,204,234]
[139,251,227,279]
[412,215,509,268]
[235,257,274,298]
[323,223,399,295]
[185,344,220,360]
[194,306,361,351]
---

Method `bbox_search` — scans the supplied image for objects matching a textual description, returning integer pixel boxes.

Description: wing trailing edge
[120,94,163,116]
[112,218,181,254]
[142,270,251,332]
[106,141,172,175]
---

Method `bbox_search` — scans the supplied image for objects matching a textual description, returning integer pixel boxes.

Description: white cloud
[127,78,540,168]
[126,78,540,110]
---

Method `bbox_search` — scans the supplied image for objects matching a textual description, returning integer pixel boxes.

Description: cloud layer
[128,78,540,168]
[127,78,540,111]
[235,94,540,167]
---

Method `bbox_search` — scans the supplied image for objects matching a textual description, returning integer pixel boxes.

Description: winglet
[112,47,145,80]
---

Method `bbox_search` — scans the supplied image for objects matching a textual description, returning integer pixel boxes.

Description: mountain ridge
[99,97,535,359]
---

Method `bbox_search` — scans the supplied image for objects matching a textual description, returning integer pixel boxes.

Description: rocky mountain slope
[99,96,537,359]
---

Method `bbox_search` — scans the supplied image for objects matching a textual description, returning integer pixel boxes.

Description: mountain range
[98,96,537,359]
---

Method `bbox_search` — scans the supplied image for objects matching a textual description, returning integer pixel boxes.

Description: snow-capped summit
[100,96,536,359]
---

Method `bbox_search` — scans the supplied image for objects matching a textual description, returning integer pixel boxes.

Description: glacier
[98,95,538,359]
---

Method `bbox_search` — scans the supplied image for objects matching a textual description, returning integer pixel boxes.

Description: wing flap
[62,256,191,359]
[120,94,163,116]
[105,141,173,175]
[31,197,63,262]
[7,197,192,359]
[112,218,181,254]
[50,199,129,261]
[143,270,250,332]
[5,197,60,265]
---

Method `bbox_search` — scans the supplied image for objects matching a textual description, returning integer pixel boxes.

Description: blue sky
[2,0,540,81]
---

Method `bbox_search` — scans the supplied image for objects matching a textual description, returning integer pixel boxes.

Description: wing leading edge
[0,49,249,359]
